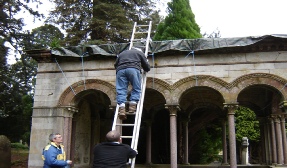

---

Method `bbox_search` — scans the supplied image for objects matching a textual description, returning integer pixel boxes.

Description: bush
[11,143,29,150]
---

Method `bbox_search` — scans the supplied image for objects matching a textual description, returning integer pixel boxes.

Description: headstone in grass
[0,135,11,168]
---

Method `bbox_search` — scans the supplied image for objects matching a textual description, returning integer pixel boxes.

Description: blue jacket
[42,142,68,168]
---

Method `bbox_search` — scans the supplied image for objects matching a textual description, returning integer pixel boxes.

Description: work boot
[118,106,127,120]
[128,102,137,113]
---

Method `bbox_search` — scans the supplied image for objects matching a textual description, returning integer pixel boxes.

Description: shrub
[11,143,29,150]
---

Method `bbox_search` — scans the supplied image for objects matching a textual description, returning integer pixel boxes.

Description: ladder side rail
[130,21,152,167]
[129,22,137,50]
[112,104,120,130]
[144,21,152,56]
[129,73,147,168]
[130,72,146,149]
[134,75,146,148]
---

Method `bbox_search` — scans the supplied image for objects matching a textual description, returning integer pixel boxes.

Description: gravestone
[0,135,11,168]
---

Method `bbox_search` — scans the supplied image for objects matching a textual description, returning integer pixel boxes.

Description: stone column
[182,118,190,164]
[279,101,287,165]
[280,114,287,165]
[145,120,152,165]
[273,115,284,165]
[63,106,78,159]
[269,117,277,164]
[165,104,179,168]
[223,103,238,168]
[221,119,228,165]
[258,117,266,164]
[265,120,272,165]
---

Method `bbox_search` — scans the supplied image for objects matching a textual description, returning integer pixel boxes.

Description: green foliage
[11,143,29,150]
[30,24,64,49]
[0,55,36,144]
[235,106,260,142]
[196,125,222,164]
[0,0,43,56]
[46,0,160,45]
[153,0,202,40]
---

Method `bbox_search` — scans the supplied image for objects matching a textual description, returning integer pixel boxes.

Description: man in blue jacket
[42,133,72,168]
[114,47,150,120]
[92,130,137,168]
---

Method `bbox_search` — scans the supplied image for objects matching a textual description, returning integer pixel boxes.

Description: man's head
[49,133,63,145]
[106,130,121,142]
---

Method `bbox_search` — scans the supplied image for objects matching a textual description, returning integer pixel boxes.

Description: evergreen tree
[30,24,64,49]
[46,0,160,45]
[0,0,43,142]
[0,0,43,57]
[153,0,202,40]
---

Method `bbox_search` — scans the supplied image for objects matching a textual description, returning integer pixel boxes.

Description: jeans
[116,68,141,105]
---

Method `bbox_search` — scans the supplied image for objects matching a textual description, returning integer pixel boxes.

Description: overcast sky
[189,0,287,38]
[22,0,287,38]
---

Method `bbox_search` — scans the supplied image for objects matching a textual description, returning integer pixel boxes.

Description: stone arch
[230,73,287,100]
[146,77,171,102]
[58,79,116,106]
[171,75,229,104]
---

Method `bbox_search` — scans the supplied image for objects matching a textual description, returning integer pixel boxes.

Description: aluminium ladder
[112,21,152,168]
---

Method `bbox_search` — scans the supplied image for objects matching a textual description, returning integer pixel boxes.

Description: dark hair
[106,130,121,142]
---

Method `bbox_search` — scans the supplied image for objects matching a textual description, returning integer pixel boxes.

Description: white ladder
[112,21,152,168]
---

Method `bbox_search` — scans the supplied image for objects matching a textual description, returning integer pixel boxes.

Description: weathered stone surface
[0,135,11,168]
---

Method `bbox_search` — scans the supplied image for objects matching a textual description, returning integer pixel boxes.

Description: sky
[189,0,287,38]
[21,0,287,38]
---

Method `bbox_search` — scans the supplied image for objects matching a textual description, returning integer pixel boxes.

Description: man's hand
[67,160,72,164]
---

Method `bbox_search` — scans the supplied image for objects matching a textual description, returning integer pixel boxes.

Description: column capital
[223,103,239,115]
[66,106,79,117]
[279,101,287,112]
[271,114,282,123]
[165,104,180,116]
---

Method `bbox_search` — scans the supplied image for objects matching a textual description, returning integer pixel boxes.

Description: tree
[153,0,202,40]
[235,106,260,163]
[0,0,43,57]
[30,24,64,49]
[46,0,160,45]
[0,53,37,143]
[235,106,260,142]
[0,0,43,142]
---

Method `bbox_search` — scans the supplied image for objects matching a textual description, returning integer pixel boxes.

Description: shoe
[118,106,127,120]
[128,103,137,113]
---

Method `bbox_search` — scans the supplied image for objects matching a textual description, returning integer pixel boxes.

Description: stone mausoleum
[27,35,287,168]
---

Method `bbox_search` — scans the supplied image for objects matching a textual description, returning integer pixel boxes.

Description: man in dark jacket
[114,47,150,120]
[92,130,137,168]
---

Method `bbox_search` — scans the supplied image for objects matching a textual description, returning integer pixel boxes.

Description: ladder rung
[116,124,135,126]
[121,136,133,138]
[132,39,146,42]
[135,32,148,34]
[136,25,149,27]
[126,113,136,115]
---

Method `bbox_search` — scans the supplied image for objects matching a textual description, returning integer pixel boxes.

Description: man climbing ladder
[114,47,150,120]
[112,21,152,168]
